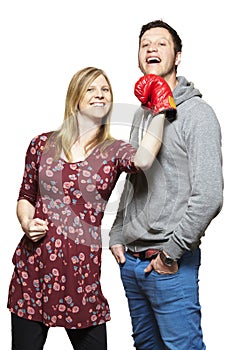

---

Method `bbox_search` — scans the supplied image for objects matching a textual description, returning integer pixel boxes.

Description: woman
[7,67,168,349]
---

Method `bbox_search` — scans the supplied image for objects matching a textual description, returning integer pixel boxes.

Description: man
[109,20,223,350]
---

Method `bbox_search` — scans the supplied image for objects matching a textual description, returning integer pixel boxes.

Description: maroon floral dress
[8,132,139,329]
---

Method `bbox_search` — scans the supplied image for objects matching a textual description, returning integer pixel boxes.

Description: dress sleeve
[17,134,47,206]
[115,140,141,174]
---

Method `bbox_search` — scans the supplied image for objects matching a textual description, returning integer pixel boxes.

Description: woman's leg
[66,323,107,350]
[11,313,49,350]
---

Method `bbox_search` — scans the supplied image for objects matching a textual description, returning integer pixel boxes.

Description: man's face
[138,27,180,78]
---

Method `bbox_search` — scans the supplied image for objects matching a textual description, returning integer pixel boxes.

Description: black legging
[11,313,107,350]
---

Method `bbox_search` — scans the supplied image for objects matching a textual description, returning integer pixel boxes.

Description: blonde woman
[7,66,173,349]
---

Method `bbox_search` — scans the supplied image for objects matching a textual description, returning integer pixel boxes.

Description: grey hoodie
[109,76,223,260]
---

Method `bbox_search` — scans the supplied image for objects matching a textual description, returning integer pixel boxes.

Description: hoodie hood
[173,76,202,107]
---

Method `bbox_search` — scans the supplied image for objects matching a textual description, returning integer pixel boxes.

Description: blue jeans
[120,249,206,350]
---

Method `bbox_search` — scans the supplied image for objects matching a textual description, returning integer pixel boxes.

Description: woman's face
[79,74,112,120]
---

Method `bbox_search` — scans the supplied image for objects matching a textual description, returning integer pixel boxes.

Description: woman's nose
[95,89,104,98]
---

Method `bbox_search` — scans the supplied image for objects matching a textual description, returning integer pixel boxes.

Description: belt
[127,249,160,260]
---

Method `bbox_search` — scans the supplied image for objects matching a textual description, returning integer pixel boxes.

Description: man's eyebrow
[141,36,169,41]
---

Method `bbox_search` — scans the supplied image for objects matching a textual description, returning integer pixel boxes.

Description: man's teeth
[146,57,160,63]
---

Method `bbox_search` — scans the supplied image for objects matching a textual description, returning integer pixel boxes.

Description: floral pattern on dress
[8,132,139,329]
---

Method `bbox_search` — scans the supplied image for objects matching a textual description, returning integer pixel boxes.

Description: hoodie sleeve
[164,101,223,260]
[109,109,144,248]
[109,185,127,247]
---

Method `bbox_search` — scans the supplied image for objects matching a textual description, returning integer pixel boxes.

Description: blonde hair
[49,67,114,162]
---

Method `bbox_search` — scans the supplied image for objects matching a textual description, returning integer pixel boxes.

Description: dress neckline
[59,145,99,165]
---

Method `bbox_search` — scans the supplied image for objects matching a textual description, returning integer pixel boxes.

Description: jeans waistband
[127,249,160,260]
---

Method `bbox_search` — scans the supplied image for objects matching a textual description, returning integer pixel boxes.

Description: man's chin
[144,68,161,76]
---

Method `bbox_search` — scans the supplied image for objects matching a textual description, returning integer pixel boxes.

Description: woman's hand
[21,217,48,242]
[17,199,48,243]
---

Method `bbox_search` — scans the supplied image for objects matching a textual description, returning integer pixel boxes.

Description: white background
[0,1,231,349]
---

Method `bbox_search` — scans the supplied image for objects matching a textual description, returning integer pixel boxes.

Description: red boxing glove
[134,74,177,122]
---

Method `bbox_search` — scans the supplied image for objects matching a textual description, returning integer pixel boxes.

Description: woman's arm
[16,134,50,243]
[133,74,176,171]
[134,113,165,170]
[17,199,48,242]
